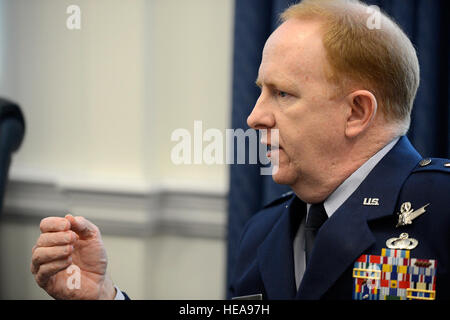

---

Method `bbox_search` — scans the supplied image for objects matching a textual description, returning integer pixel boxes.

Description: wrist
[99,275,116,300]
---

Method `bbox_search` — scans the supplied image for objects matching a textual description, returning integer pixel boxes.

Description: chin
[271,166,296,186]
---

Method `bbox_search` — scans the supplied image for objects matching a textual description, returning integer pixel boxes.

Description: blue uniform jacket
[229,136,450,300]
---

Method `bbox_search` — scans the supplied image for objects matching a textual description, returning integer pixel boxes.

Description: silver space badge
[396,202,430,227]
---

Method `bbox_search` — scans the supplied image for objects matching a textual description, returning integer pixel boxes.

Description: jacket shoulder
[400,157,450,223]
[404,157,450,196]
[411,157,450,174]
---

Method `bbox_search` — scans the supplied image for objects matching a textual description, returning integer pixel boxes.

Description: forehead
[258,19,328,85]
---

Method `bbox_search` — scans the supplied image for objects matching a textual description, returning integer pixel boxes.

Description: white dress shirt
[114,285,125,300]
[293,137,399,289]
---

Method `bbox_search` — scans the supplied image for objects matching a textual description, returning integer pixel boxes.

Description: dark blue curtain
[226,0,450,296]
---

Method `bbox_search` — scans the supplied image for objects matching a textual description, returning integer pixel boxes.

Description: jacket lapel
[296,136,422,299]
[257,196,304,299]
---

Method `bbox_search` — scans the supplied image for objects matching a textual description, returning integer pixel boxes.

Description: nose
[247,94,275,129]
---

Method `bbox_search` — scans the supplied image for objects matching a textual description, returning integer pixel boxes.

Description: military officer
[229,0,450,300]
[30,0,449,301]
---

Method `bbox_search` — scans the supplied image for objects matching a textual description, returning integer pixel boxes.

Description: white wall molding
[2,177,228,239]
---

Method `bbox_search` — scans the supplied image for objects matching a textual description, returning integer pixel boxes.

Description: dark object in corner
[0,98,25,215]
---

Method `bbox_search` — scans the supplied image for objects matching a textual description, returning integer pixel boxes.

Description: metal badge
[386,233,418,250]
[396,202,430,227]
[419,158,432,167]
[363,198,379,206]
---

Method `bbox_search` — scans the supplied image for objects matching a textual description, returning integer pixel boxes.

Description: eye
[277,91,289,98]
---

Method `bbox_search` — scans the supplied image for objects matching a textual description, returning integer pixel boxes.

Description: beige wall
[0,0,234,299]
[1,0,232,190]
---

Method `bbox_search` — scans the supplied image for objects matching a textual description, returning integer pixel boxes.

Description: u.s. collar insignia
[352,245,437,300]
[396,202,430,227]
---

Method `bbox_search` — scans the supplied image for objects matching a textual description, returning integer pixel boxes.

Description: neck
[292,127,399,204]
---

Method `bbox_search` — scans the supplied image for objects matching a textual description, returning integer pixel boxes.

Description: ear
[344,90,378,138]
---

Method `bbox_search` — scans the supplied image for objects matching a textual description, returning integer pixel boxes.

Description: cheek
[308,105,344,140]
[280,121,334,164]
[321,112,346,143]
[276,102,341,156]
[278,149,290,164]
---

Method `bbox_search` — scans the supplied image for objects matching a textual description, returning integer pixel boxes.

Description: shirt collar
[307,137,400,217]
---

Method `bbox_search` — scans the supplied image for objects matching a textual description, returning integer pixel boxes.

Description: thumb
[65,214,99,239]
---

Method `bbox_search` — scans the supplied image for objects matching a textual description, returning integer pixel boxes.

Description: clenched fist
[31,214,116,299]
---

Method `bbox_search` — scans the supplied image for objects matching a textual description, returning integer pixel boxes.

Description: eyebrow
[255,77,278,89]
[255,76,298,92]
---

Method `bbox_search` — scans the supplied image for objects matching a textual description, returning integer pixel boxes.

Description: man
[229,0,450,300]
[31,0,449,300]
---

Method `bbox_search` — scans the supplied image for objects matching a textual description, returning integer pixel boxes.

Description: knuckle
[42,232,71,246]
[40,217,57,232]
[32,248,42,263]
[30,262,36,274]
[40,217,69,232]
[36,264,55,286]
[92,225,100,235]
[35,269,46,286]
[34,255,43,266]
[37,259,70,286]
[32,246,69,265]
[36,234,46,246]
[39,218,48,232]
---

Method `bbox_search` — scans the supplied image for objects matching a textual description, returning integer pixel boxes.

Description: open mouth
[266,144,282,158]
[267,145,280,151]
